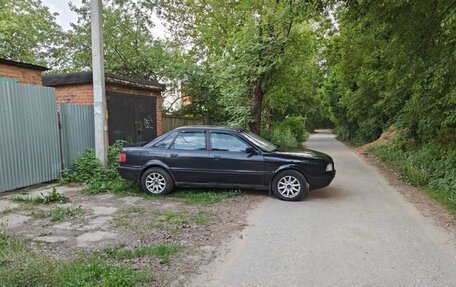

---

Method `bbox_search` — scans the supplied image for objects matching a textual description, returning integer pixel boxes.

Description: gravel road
[191,131,456,287]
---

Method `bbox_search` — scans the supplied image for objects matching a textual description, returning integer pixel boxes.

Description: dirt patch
[0,186,263,286]
[356,126,399,154]
[359,152,456,235]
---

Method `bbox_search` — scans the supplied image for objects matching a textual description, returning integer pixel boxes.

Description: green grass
[0,230,148,287]
[11,188,69,205]
[171,190,242,204]
[29,206,83,222]
[104,244,180,263]
[369,140,456,215]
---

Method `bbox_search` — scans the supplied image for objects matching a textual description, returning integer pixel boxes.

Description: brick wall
[54,83,94,105]
[0,63,43,85]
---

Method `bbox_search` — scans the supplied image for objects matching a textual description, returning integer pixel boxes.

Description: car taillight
[119,152,127,164]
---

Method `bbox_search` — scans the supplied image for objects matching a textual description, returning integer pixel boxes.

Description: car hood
[269,149,332,162]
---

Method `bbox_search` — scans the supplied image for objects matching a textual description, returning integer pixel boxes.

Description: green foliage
[370,137,456,214]
[265,116,310,148]
[29,206,83,222]
[0,0,65,66]
[0,233,147,287]
[321,0,455,145]
[171,190,242,204]
[60,141,140,195]
[11,188,69,204]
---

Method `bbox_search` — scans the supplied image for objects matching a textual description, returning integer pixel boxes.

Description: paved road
[191,131,456,287]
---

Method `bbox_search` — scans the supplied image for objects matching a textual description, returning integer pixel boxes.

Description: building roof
[0,58,49,71]
[42,71,166,91]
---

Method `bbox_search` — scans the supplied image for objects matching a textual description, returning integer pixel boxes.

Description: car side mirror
[245,146,255,154]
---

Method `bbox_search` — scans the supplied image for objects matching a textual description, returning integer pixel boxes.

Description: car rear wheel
[141,167,174,196]
[272,170,307,201]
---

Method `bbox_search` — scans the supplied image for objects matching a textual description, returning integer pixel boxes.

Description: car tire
[140,167,174,196]
[272,170,307,201]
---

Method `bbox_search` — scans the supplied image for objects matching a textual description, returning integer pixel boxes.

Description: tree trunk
[249,78,263,134]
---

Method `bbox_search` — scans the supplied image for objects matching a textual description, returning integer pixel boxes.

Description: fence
[0,82,61,192]
[162,115,209,132]
[59,104,95,170]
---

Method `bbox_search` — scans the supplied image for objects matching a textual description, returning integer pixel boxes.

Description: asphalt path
[191,131,456,287]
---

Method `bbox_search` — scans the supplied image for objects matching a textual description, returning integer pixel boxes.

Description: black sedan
[118,126,335,201]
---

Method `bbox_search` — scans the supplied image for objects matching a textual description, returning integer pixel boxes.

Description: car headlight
[326,163,333,172]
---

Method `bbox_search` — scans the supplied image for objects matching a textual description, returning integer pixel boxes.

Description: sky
[41,0,167,39]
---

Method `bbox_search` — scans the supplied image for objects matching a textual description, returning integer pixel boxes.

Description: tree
[0,0,64,66]
[320,0,456,145]
[159,0,319,133]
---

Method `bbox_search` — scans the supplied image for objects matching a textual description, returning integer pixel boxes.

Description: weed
[369,138,456,215]
[104,244,180,263]
[0,232,148,287]
[11,187,69,204]
[171,190,242,204]
[29,206,83,222]
[60,141,142,195]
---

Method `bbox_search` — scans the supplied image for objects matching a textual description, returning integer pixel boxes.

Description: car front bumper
[307,170,336,191]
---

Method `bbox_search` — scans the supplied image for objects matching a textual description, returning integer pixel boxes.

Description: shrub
[267,116,310,148]
[60,141,139,195]
[369,137,456,214]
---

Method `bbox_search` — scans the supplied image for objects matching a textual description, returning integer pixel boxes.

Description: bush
[267,116,310,148]
[60,141,139,195]
[369,137,456,214]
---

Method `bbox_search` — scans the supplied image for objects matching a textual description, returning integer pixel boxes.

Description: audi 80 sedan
[118,126,335,201]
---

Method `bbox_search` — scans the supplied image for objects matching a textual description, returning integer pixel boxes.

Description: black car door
[164,130,211,183]
[209,131,265,187]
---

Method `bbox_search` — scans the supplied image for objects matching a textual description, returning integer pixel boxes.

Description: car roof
[174,125,244,132]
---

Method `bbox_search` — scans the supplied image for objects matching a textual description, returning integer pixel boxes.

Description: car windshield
[242,131,277,152]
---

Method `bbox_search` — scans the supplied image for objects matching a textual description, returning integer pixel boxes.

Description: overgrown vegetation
[60,141,139,195]
[29,206,83,222]
[11,188,69,204]
[0,230,149,287]
[369,136,456,214]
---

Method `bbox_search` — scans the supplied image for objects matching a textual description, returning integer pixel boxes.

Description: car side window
[210,132,249,152]
[170,131,206,150]
[153,132,177,149]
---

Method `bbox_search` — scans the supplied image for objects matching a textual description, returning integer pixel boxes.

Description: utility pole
[90,0,108,167]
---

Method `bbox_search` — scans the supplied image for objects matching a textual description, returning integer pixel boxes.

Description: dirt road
[191,131,456,287]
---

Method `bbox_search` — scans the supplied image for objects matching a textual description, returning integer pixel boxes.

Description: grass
[104,244,180,263]
[11,188,69,205]
[29,206,83,222]
[369,140,456,215]
[0,230,149,287]
[171,189,242,204]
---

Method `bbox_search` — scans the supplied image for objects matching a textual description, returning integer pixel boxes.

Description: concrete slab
[90,206,118,216]
[52,221,74,230]
[82,216,112,230]
[35,236,68,243]
[76,231,117,247]
[121,196,142,205]
[0,214,30,228]
[0,200,18,213]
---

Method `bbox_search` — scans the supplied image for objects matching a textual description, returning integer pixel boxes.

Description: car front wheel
[140,167,174,196]
[272,170,307,201]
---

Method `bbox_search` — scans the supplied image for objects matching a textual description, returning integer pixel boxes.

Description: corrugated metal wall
[0,82,61,192]
[60,104,95,170]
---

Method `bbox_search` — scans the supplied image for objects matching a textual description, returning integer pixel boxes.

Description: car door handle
[213,155,221,160]
[170,153,178,158]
